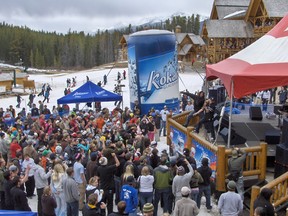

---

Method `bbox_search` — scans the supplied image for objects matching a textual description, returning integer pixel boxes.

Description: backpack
[227,159,240,182]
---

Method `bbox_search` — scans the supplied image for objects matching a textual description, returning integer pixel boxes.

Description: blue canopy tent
[57,81,122,104]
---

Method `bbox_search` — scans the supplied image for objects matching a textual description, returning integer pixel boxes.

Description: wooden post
[166,113,172,145]
[216,145,226,191]
[259,142,267,181]
[186,126,194,150]
[250,186,261,216]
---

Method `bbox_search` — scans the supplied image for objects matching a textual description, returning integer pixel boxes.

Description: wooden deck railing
[167,112,267,192]
[250,172,288,216]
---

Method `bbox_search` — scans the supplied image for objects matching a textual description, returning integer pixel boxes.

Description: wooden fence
[167,112,267,192]
[250,172,288,216]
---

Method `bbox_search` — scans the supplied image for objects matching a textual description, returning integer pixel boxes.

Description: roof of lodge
[213,0,250,19]
[0,72,28,81]
[178,44,193,55]
[263,0,288,18]
[205,20,254,38]
[175,33,188,44]
[188,34,206,45]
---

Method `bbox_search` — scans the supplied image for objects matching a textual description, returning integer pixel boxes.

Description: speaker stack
[275,118,288,178]
[209,85,226,105]
[249,106,263,121]
[220,127,247,146]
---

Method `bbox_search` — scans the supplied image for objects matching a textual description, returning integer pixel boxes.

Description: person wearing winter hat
[41,149,51,171]
[96,153,120,215]
[55,145,63,157]
[218,180,243,215]
[174,186,199,216]
[172,158,194,202]
[99,157,108,166]
[142,203,154,216]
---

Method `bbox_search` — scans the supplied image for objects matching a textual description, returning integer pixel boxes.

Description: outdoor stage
[214,104,281,157]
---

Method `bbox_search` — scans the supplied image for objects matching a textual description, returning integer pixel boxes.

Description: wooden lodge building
[119,0,288,65]
[202,0,288,63]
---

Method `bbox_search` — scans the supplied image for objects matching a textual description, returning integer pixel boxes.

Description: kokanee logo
[146,70,178,91]
[95,90,105,95]
[73,92,89,96]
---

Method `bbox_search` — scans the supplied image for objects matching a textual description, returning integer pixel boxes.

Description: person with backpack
[228,148,246,201]
[189,164,203,202]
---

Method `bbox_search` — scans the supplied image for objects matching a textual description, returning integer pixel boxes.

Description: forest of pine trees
[0,14,201,69]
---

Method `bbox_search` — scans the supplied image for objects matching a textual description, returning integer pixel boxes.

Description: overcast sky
[0,0,214,34]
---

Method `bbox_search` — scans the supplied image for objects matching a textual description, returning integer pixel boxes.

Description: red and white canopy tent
[206,15,288,147]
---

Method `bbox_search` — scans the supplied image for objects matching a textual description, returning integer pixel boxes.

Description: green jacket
[153,165,173,190]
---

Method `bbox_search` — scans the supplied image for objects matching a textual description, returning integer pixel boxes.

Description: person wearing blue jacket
[120,176,138,216]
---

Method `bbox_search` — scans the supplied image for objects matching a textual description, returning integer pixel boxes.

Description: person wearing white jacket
[137,166,154,210]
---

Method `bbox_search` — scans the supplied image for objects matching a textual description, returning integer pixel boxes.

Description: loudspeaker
[209,85,226,105]
[249,106,263,120]
[281,118,288,144]
[265,130,280,144]
[275,143,288,164]
[274,163,288,178]
[275,143,288,178]
[220,127,247,145]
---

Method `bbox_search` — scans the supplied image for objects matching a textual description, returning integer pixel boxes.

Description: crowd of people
[0,97,211,216]
[0,77,281,216]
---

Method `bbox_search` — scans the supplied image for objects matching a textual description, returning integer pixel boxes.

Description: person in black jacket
[31,103,40,117]
[181,90,205,127]
[11,176,31,211]
[192,98,216,141]
[196,157,212,212]
[96,153,120,214]
[3,171,14,210]
[253,188,275,216]
[82,193,106,216]
[154,110,161,142]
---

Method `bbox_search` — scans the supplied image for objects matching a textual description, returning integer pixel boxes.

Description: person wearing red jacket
[10,138,22,159]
